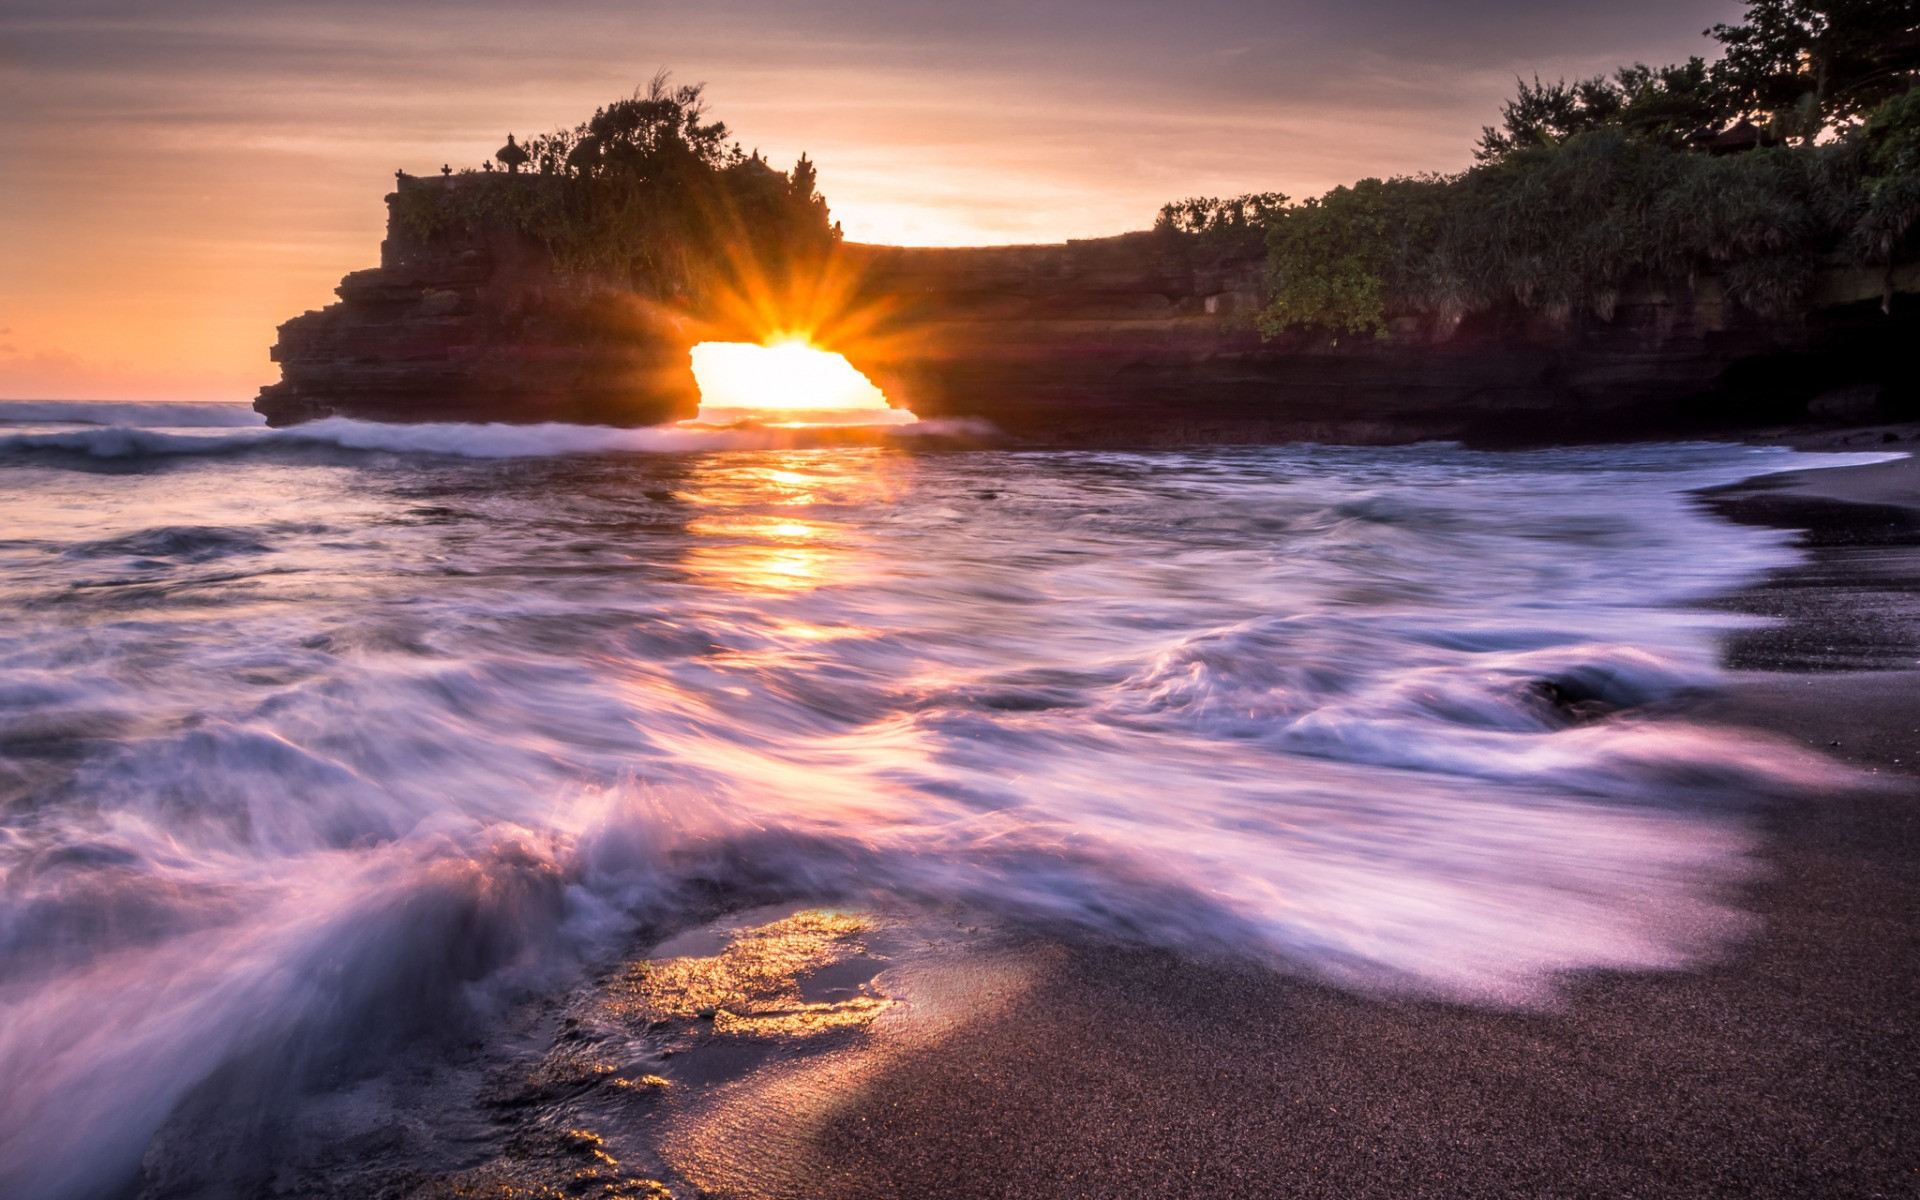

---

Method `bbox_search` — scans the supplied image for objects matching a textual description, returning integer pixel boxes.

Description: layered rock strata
[256,178,698,428]
[844,242,1920,443]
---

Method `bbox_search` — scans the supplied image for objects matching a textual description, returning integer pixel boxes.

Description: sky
[0,0,1743,402]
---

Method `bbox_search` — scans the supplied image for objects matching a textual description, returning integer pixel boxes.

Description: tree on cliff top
[394,74,838,300]
[1154,194,1289,258]
[1473,60,1734,161]
[1254,93,1920,340]
[538,72,736,181]
[1471,0,1920,161]
[1711,0,1920,141]
[1161,0,1920,340]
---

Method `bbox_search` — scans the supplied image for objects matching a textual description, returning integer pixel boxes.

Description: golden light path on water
[681,459,873,593]
[687,339,917,427]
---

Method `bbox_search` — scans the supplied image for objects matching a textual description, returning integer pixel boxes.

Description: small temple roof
[496,134,531,169]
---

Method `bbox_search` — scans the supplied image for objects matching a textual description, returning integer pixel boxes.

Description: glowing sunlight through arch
[688,339,915,426]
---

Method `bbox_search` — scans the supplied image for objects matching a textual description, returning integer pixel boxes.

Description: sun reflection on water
[679,450,906,594]
[635,450,931,835]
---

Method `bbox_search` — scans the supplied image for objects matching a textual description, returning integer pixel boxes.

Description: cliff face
[257,185,1920,443]
[256,178,699,427]
[841,239,1920,443]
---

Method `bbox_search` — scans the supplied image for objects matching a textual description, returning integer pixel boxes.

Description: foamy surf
[0,429,1896,1197]
[0,413,981,460]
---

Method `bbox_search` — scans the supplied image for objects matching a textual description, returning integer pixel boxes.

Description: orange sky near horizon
[0,0,1742,403]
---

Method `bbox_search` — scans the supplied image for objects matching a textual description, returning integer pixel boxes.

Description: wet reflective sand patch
[598,910,892,1039]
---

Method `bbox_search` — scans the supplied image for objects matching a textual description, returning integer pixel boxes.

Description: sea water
[0,400,1885,1196]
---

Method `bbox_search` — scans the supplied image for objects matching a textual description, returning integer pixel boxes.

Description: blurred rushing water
[0,402,1888,1197]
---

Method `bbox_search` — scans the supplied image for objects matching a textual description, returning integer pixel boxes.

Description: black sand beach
[646,450,1920,1200]
[20,435,1913,1200]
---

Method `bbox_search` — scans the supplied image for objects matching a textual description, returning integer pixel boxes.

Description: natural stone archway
[257,174,1920,440]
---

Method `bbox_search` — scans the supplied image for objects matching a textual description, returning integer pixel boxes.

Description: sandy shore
[647,451,1920,1200]
[265,446,1917,1200]
[1767,452,1920,509]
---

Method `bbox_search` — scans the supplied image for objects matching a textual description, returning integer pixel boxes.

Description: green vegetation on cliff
[1155,0,1920,337]
[393,75,837,300]
[1260,100,1920,336]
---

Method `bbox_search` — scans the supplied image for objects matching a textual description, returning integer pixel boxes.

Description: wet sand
[660,453,1920,1200]
[1769,452,1920,509]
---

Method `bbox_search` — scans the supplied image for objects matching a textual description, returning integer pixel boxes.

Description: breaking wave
[0,415,980,461]
[0,433,1894,1198]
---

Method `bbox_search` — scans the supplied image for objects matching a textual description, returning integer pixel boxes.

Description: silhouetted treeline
[1156,0,1920,335]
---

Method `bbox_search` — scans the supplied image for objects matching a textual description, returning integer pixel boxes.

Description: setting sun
[688,339,915,426]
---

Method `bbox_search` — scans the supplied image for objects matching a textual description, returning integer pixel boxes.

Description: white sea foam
[0,414,977,459]
[0,434,1893,1197]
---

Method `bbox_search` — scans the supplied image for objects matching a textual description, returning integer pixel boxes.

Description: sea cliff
[256,179,1919,444]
